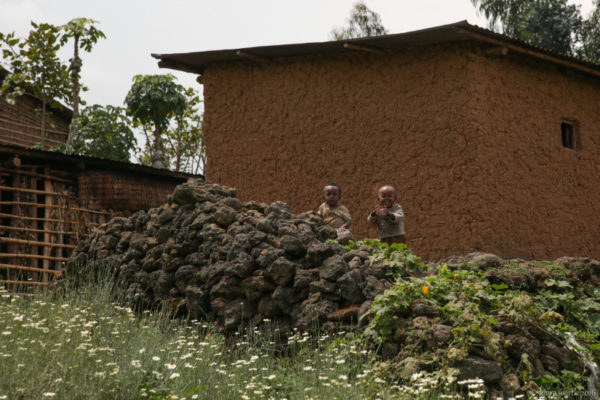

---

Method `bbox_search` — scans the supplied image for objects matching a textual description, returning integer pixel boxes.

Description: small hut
[0,144,201,292]
[0,68,71,150]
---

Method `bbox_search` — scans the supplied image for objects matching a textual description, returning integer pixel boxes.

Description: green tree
[136,86,205,173]
[0,22,71,143]
[61,104,137,162]
[581,1,600,63]
[471,0,583,56]
[60,18,106,146]
[125,74,187,169]
[331,1,388,40]
[163,87,205,173]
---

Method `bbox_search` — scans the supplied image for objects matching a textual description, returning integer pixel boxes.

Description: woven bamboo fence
[0,163,111,293]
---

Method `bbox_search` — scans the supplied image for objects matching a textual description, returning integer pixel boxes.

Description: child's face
[323,185,340,206]
[378,187,396,208]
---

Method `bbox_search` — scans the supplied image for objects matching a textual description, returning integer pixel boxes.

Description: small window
[561,122,575,150]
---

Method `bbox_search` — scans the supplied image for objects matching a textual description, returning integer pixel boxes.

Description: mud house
[0,144,199,291]
[0,68,71,150]
[153,21,600,260]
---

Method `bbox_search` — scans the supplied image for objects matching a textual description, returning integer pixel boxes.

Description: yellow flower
[422,285,429,296]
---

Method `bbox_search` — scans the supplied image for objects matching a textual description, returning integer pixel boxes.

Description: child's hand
[374,205,380,216]
[380,206,389,217]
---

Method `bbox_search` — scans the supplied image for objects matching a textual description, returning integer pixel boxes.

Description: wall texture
[78,171,182,211]
[202,42,600,260]
[0,94,70,149]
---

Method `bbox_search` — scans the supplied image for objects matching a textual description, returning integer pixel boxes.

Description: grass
[0,276,439,400]
[3,251,594,399]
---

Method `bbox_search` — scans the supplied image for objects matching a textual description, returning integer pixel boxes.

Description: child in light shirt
[367,185,405,244]
[316,182,353,243]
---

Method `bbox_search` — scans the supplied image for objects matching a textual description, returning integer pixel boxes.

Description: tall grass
[0,277,489,399]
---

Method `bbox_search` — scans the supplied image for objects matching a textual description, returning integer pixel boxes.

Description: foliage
[137,86,205,174]
[331,1,388,40]
[0,22,71,140]
[471,0,600,61]
[351,241,600,394]
[581,1,600,63]
[125,74,187,168]
[471,0,582,55]
[56,104,137,162]
[60,18,106,145]
[347,239,426,278]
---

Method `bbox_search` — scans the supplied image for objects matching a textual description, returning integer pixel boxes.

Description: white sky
[0,0,596,108]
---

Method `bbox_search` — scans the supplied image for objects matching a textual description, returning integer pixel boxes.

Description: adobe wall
[203,43,477,260]
[464,49,600,260]
[202,43,600,260]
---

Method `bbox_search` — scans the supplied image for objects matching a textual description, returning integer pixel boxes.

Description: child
[367,185,406,244]
[316,182,353,243]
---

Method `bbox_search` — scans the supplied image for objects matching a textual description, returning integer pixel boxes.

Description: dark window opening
[561,122,575,149]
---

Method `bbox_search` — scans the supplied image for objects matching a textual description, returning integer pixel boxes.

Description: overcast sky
[0,0,595,108]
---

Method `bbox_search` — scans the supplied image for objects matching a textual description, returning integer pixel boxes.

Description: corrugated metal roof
[152,21,600,78]
[0,143,203,180]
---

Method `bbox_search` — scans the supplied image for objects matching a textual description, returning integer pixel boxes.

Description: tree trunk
[41,98,47,148]
[66,36,80,148]
[151,124,164,168]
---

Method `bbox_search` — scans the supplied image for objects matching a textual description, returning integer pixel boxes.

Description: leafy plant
[348,239,427,278]
[58,104,138,162]
[60,18,106,145]
[125,74,186,168]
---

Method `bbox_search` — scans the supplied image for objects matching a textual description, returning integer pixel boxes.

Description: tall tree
[331,1,388,40]
[163,87,205,174]
[581,0,600,63]
[471,0,583,56]
[0,22,71,143]
[60,18,106,146]
[62,104,137,162]
[125,74,186,169]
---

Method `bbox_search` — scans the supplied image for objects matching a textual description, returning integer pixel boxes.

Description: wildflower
[152,356,160,361]
[303,366,313,371]
[1,332,10,336]
[266,374,276,380]
[169,372,180,379]
[422,285,430,296]
[131,360,142,368]
[43,393,56,398]
[165,363,176,370]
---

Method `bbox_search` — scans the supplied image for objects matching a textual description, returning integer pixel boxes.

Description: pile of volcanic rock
[66,179,390,333]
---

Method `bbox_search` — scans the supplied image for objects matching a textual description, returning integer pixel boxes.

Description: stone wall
[67,179,392,333]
